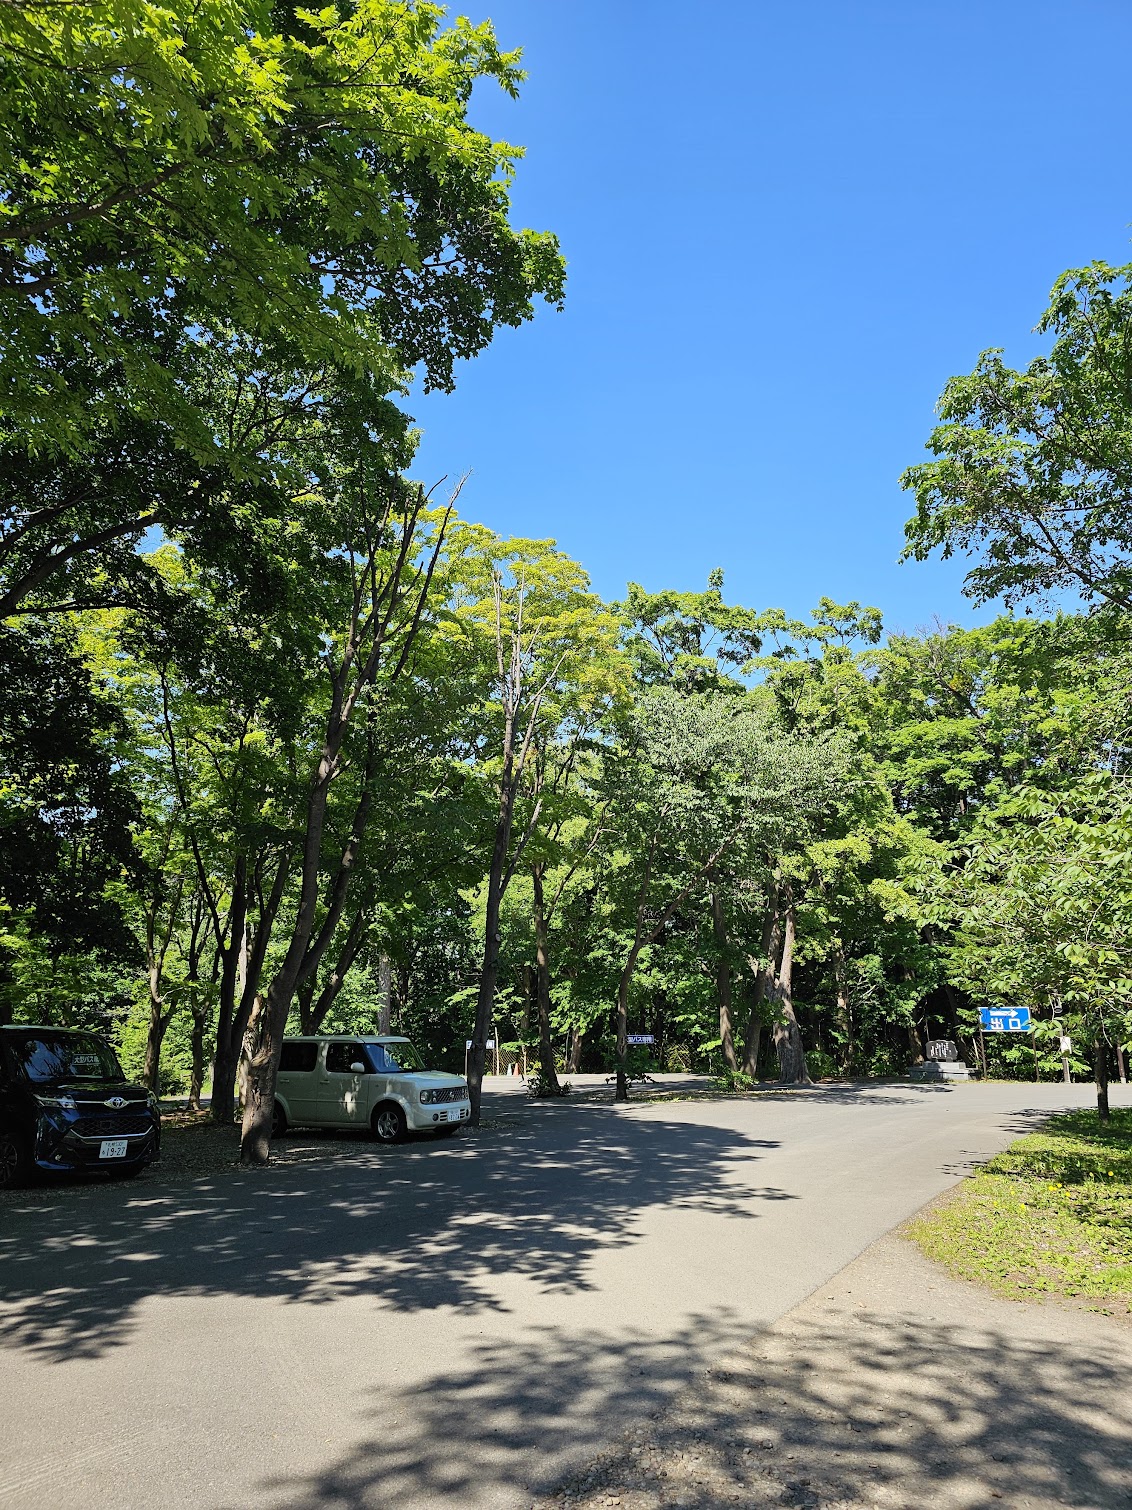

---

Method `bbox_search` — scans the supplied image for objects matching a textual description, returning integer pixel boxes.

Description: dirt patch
[0,1113,497,1204]
[532,1232,1132,1510]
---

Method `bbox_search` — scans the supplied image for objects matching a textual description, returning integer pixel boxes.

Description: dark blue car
[0,1025,160,1187]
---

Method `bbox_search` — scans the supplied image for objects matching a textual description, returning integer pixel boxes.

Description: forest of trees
[2,2,1131,1164]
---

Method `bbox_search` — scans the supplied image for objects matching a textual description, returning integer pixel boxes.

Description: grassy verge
[908,1107,1132,1311]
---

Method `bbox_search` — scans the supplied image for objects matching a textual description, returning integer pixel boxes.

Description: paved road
[0,1078,1126,1508]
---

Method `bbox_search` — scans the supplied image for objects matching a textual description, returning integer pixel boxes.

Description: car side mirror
[349,1061,366,1075]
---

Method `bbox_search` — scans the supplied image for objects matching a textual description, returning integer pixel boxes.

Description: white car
[272,1035,470,1143]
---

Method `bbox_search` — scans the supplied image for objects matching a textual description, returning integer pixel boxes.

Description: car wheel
[372,1102,406,1144]
[0,1128,29,1189]
[271,1101,288,1139]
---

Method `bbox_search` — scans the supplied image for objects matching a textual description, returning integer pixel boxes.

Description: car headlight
[419,1089,435,1104]
[147,1091,160,1113]
[35,1094,76,1111]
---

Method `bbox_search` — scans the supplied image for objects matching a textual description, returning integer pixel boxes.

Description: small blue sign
[980,1007,1032,1033]
[627,1034,655,1046]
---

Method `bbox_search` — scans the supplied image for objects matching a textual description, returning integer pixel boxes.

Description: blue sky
[409,0,1132,635]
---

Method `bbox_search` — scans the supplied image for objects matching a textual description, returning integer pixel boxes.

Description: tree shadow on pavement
[253,1300,1132,1509]
[0,1108,786,1362]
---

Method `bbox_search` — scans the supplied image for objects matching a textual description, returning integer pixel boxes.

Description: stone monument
[908,1038,972,1081]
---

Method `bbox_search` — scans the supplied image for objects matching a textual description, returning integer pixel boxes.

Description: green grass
[908,1108,1132,1309]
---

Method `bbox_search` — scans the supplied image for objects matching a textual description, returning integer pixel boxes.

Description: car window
[325,1042,368,1074]
[279,1042,318,1073]
[12,1032,122,1083]
[373,1041,424,1072]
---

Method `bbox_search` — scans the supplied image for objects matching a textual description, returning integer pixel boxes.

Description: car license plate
[99,1139,128,1159]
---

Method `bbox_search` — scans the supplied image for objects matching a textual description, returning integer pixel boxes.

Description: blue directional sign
[627,1034,655,1046]
[980,1006,1032,1033]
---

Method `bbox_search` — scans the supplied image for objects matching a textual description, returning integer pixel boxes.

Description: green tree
[0,0,564,457]
[444,527,627,1123]
[0,621,142,1022]
[944,777,1132,1118]
[902,261,1132,612]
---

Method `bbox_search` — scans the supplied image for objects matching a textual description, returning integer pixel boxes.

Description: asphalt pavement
[0,1077,1126,1508]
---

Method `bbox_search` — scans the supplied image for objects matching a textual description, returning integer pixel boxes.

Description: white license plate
[99,1139,128,1159]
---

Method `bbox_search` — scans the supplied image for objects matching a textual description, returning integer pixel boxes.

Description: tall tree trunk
[567,1023,585,1073]
[378,952,392,1035]
[240,728,377,1160]
[238,489,451,1164]
[833,941,852,1075]
[531,862,563,1094]
[142,1000,174,1092]
[1094,1036,1111,1122]
[189,1004,208,1112]
[742,908,777,1077]
[711,887,738,1073]
[142,874,180,1093]
[468,770,517,1125]
[773,900,810,1085]
[210,859,248,1126]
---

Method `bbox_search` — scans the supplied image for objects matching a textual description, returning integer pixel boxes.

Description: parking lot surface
[0,1077,1126,1508]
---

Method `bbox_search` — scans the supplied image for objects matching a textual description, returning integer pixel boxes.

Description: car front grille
[430,1087,467,1104]
[71,1115,152,1139]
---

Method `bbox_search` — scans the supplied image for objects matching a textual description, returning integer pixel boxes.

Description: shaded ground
[1,1079,1127,1508]
[534,1232,1132,1510]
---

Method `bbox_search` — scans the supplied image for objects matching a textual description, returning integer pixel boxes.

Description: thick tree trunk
[189,1005,208,1112]
[742,909,777,1077]
[773,903,810,1085]
[239,991,279,1165]
[1094,1037,1111,1122]
[567,1023,585,1073]
[142,998,174,1093]
[711,887,738,1073]
[907,1022,925,1065]
[237,491,447,1164]
[531,863,562,1094]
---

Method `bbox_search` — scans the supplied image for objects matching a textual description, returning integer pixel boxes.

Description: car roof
[0,1024,101,1035]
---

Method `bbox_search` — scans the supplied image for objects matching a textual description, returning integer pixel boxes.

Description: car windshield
[375,1041,424,1072]
[12,1032,123,1083]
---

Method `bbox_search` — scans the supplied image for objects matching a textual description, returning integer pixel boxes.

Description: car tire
[0,1128,29,1189]
[271,1101,288,1139]
[372,1102,406,1144]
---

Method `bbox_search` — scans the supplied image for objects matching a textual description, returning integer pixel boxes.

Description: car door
[317,1041,371,1127]
[276,1040,320,1125]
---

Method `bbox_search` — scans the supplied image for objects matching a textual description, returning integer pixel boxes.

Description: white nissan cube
[272,1036,471,1143]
